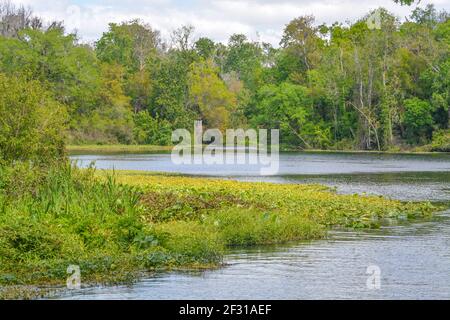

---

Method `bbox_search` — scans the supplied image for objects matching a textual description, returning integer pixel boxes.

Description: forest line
[0,2,449,154]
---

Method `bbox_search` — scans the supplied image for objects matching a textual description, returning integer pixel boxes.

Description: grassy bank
[0,165,440,299]
[67,144,448,155]
[67,145,173,155]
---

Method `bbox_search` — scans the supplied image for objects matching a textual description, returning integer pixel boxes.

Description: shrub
[133,110,172,145]
[430,129,450,152]
[402,97,434,144]
[0,73,67,164]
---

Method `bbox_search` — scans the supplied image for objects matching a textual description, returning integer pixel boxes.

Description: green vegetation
[0,0,447,299]
[0,2,448,150]
[0,166,439,298]
[430,130,450,152]
[0,74,66,164]
[67,144,172,155]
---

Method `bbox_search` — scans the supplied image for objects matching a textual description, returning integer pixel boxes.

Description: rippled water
[59,152,450,300]
[58,214,450,300]
[72,152,450,176]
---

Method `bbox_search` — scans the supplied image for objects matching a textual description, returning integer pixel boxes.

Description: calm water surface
[59,152,450,299]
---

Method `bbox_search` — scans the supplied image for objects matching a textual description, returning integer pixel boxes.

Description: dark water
[60,152,450,300]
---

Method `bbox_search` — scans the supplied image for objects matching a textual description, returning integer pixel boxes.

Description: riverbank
[0,165,440,299]
[66,144,449,155]
[67,145,173,155]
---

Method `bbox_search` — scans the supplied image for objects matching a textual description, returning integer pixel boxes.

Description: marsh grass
[67,145,173,155]
[0,165,440,298]
[0,164,217,293]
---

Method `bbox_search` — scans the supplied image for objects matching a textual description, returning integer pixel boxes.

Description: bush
[0,163,144,285]
[0,163,225,290]
[430,129,450,152]
[0,74,67,164]
[402,97,434,144]
[133,110,172,145]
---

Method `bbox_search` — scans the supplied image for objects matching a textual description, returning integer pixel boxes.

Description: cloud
[7,0,450,46]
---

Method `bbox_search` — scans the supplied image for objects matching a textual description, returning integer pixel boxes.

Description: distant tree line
[0,1,448,152]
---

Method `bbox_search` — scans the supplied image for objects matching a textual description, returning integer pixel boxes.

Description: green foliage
[188,59,237,130]
[254,83,310,126]
[394,0,415,5]
[0,23,136,145]
[402,98,434,143]
[194,37,216,60]
[0,2,449,150]
[430,129,450,152]
[1,0,448,299]
[0,164,438,297]
[223,34,264,91]
[0,74,66,164]
[150,53,195,128]
[280,15,323,75]
[121,172,437,245]
[0,165,436,283]
[96,20,160,72]
[133,111,172,145]
[252,82,331,148]
[155,221,223,265]
[0,163,222,291]
[207,208,324,246]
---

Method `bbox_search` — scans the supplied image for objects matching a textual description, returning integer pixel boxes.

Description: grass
[0,164,441,299]
[66,144,448,156]
[67,144,173,155]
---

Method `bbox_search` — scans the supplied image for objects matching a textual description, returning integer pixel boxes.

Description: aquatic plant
[0,166,439,298]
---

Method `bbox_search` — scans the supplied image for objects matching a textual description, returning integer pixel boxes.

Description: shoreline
[67,144,449,156]
[67,145,173,155]
[0,170,441,299]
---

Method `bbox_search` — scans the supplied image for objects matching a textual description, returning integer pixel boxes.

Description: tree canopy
[0,1,448,151]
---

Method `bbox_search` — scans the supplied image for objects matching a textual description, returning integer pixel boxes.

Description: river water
[58,152,450,299]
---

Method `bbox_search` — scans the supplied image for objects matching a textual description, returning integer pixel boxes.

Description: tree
[224,34,264,91]
[95,20,162,114]
[253,82,330,148]
[394,0,416,5]
[0,74,66,164]
[1,1,448,150]
[0,1,42,38]
[133,111,172,145]
[402,97,434,143]
[188,59,237,130]
[194,37,215,60]
[171,25,195,52]
[96,20,161,72]
[280,15,323,78]
[150,53,193,128]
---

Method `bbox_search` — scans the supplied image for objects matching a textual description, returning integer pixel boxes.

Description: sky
[8,0,450,46]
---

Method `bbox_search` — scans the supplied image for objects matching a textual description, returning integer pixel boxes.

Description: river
[57,152,450,299]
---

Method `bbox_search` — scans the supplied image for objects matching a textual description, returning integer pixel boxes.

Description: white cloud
[7,0,450,46]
